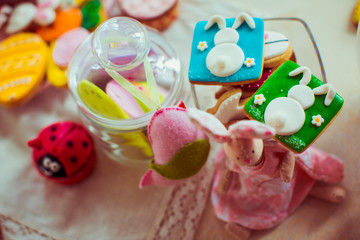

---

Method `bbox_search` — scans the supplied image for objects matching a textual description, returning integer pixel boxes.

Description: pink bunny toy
[188,108,346,240]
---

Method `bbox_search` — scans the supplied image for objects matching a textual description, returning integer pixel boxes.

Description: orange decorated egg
[0,33,48,107]
[36,8,82,42]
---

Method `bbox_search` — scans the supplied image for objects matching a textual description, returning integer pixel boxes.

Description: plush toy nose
[244,158,252,164]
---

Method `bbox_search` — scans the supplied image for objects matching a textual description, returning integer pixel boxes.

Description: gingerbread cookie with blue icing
[244,61,344,153]
[188,13,264,85]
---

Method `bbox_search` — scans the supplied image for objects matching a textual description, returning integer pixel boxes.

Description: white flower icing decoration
[197,41,208,51]
[244,57,255,67]
[311,114,324,127]
[254,94,265,105]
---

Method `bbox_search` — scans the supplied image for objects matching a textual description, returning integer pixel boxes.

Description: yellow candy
[119,131,153,158]
[77,79,152,158]
[0,33,48,107]
[354,0,360,25]
[77,79,129,118]
[47,42,68,88]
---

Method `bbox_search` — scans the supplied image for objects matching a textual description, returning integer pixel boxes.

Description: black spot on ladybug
[50,126,57,132]
[50,135,56,141]
[71,157,77,163]
[67,141,74,148]
[82,141,88,148]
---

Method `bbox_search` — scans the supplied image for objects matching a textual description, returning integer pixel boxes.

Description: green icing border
[244,61,344,153]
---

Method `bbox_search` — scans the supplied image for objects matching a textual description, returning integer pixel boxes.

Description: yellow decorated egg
[47,41,68,88]
[0,33,48,107]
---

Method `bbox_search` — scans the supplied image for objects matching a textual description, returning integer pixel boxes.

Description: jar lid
[91,17,150,71]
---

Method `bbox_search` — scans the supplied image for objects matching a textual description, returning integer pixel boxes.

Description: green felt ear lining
[149,139,210,180]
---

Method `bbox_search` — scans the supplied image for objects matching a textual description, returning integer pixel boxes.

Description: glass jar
[68,17,189,167]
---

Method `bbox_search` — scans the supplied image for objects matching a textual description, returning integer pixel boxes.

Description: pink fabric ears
[139,103,209,188]
[228,120,275,139]
[187,108,230,143]
[188,108,275,143]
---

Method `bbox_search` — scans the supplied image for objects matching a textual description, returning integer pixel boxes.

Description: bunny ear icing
[204,15,226,30]
[312,83,336,106]
[187,108,231,143]
[232,12,255,30]
[289,66,312,86]
[228,120,275,139]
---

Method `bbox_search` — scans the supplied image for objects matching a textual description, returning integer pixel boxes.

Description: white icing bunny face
[244,61,344,153]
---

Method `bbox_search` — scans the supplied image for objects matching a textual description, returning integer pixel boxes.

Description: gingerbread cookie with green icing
[244,61,344,153]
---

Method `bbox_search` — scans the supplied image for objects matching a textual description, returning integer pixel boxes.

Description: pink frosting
[121,0,177,19]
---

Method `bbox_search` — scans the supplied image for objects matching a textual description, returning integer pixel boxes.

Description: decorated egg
[81,0,107,30]
[47,41,68,88]
[52,27,90,68]
[36,7,82,42]
[28,122,96,184]
[0,33,48,107]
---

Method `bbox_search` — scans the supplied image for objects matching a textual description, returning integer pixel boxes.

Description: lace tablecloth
[2,0,360,239]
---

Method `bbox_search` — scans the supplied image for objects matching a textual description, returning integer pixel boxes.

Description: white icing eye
[50,162,61,172]
[42,157,51,168]
[264,97,305,135]
[287,85,314,110]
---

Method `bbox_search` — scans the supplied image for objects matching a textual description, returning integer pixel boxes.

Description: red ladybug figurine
[28,121,96,184]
